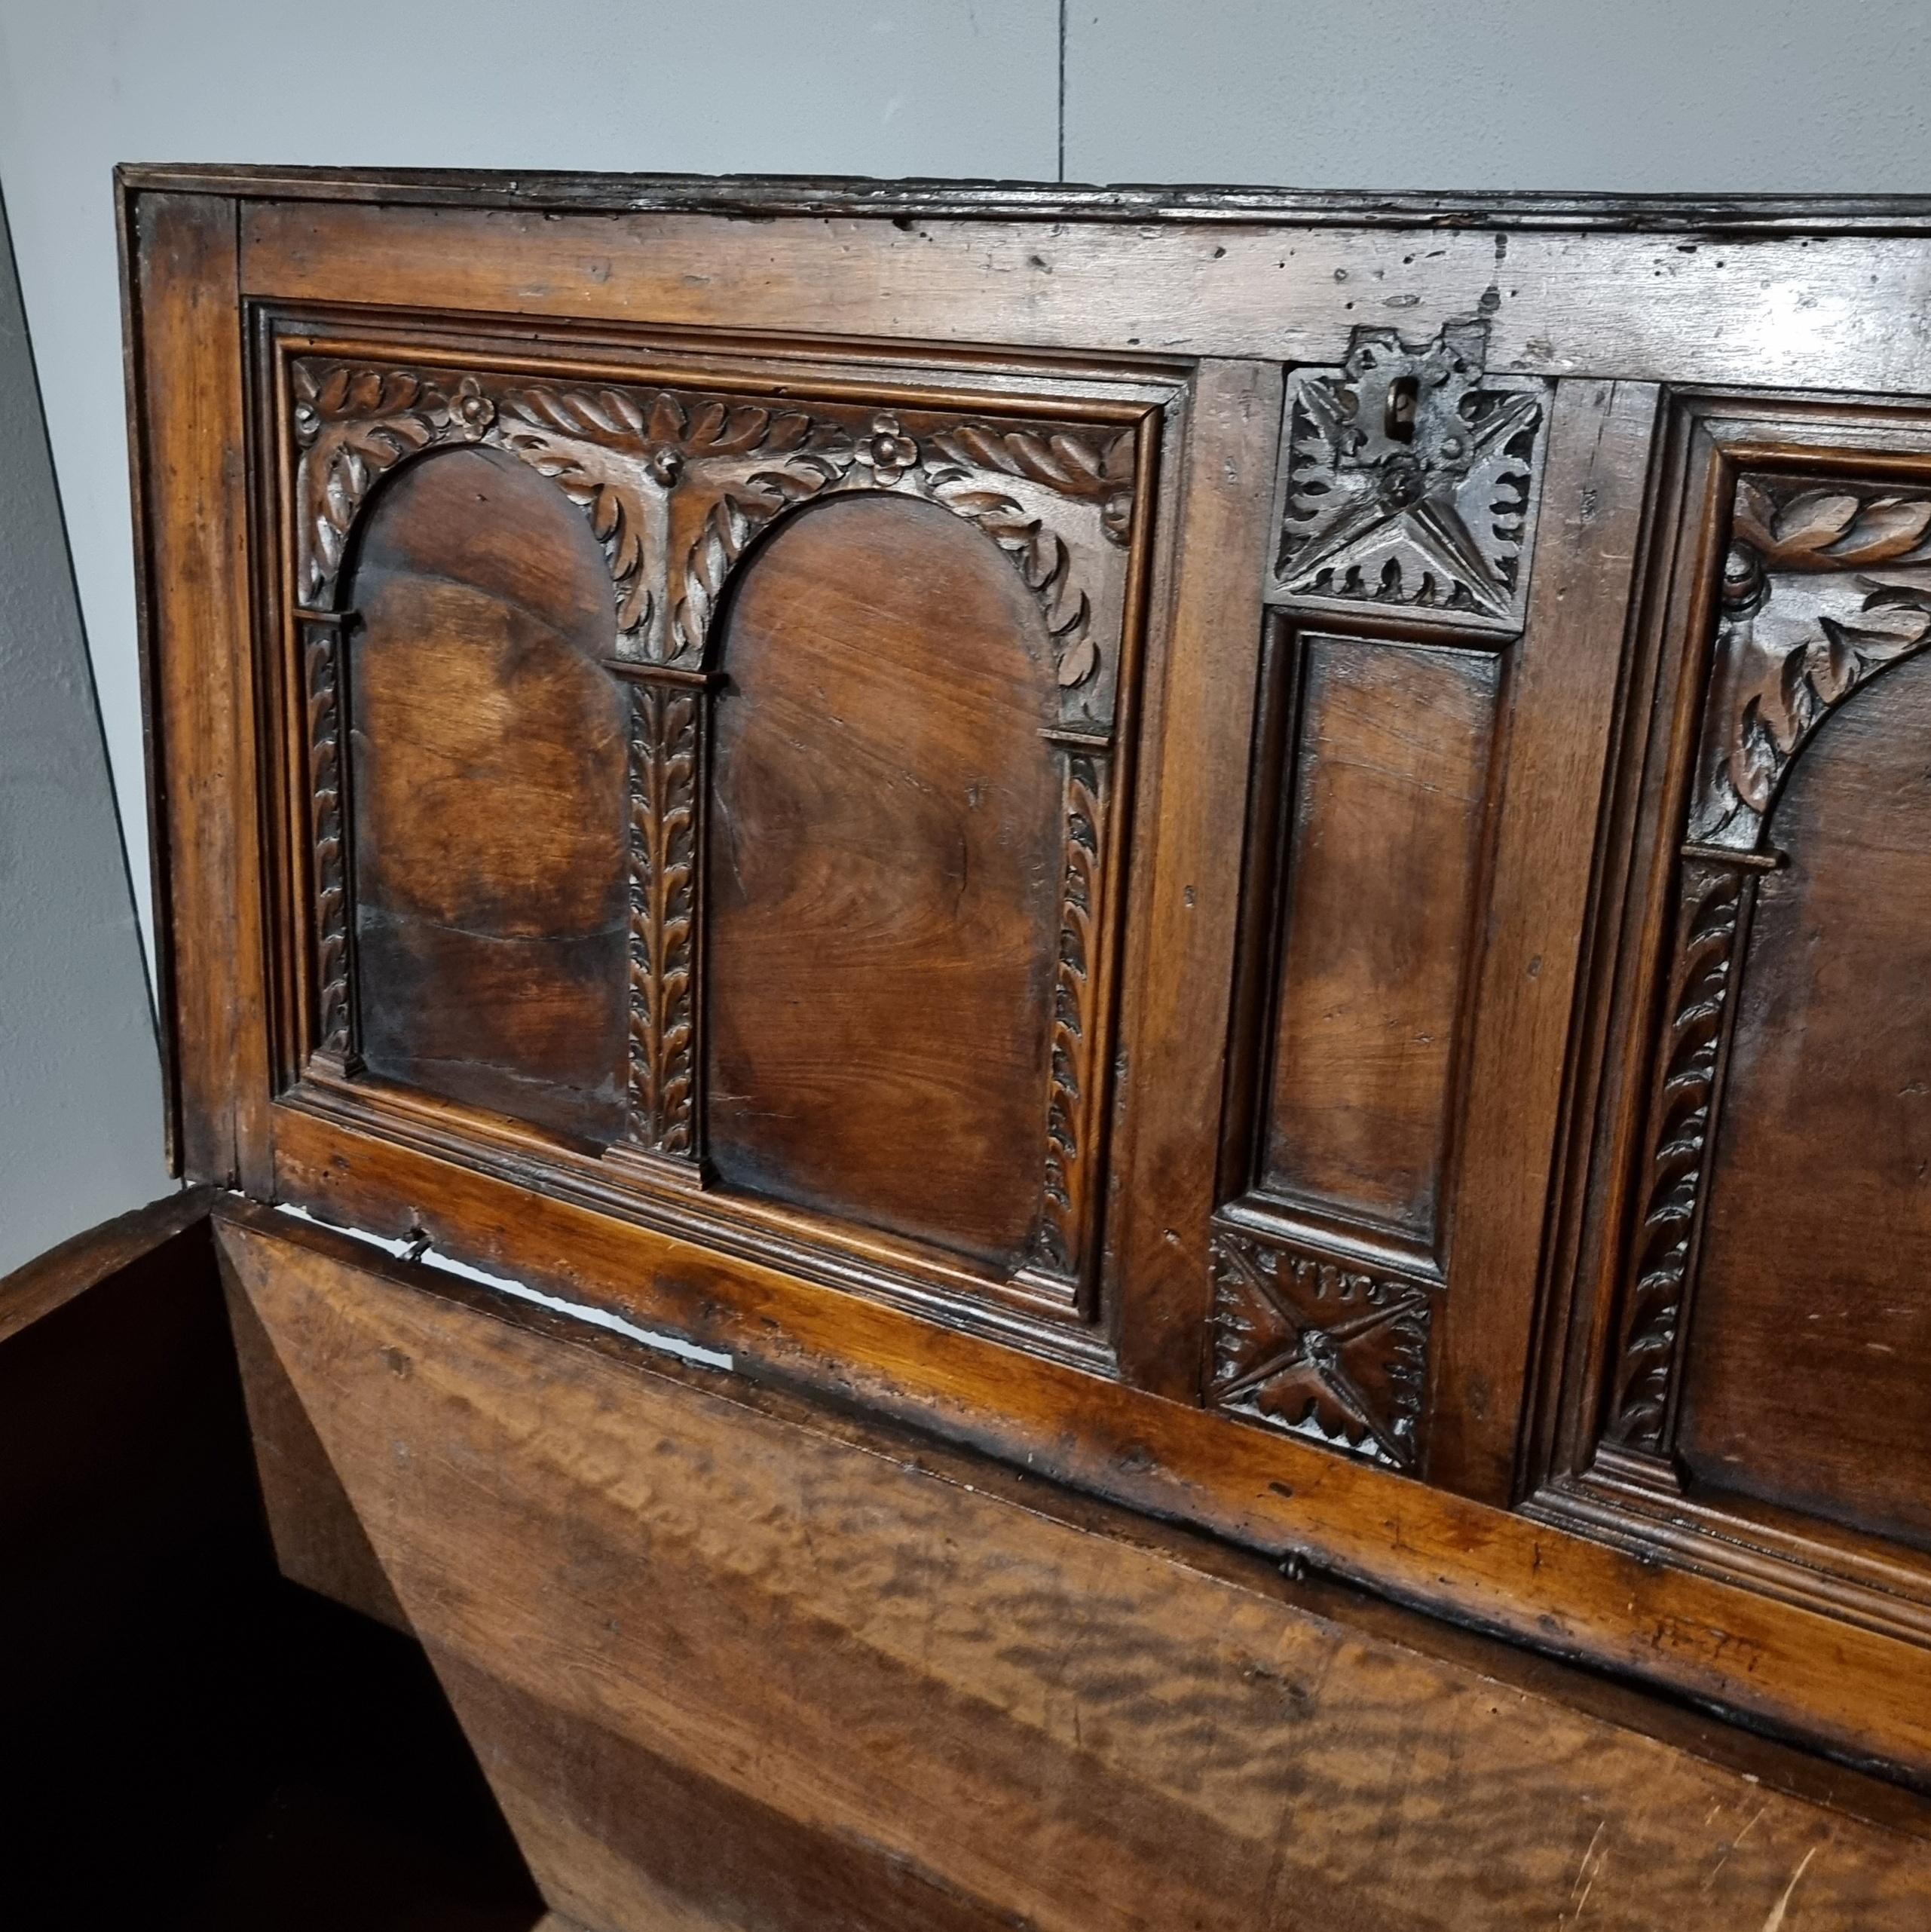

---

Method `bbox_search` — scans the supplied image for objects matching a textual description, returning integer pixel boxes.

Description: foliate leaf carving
[1731,477,1931,571]
[293,366,448,605]
[924,472,1097,687]
[622,681,699,1157]
[669,456,849,659]
[1207,1228,1434,1471]
[1268,320,1547,630]
[926,421,1135,543]
[300,619,356,1067]
[1690,476,1931,850]
[1608,860,1746,1450]
[1027,752,1106,1282]
[290,360,1134,710]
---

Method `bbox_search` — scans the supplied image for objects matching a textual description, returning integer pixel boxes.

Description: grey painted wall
[0,188,169,1270]
[2,0,1929,1257]
[1066,2,1931,191]
[0,1,1060,966]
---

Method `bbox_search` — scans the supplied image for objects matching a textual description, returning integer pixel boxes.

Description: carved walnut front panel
[278,340,1153,1327]
[1605,472,1931,1463]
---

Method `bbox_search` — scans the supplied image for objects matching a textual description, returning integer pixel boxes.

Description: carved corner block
[1265,320,1547,632]
[1689,477,1931,853]
[1207,1226,1436,1472]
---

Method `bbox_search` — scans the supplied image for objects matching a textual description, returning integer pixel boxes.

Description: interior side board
[121,166,1931,1788]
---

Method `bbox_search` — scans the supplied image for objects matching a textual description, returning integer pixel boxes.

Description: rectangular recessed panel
[1257,635,1499,1248]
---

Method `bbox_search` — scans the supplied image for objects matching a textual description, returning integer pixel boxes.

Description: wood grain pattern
[219,1209,1931,1932]
[263,1101,1931,1784]
[708,493,1060,1272]
[1430,380,1663,1499]
[347,445,629,1146]
[1252,634,1498,1249]
[126,191,268,1188]
[124,173,1931,1798]
[1106,360,1284,1392]
[1683,648,1931,1549]
[240,197,1931,397]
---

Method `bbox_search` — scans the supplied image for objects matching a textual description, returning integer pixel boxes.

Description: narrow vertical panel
[1258,636,1499,1248]
[1433,379,1662,1502]
[127,190,268,1190]
[1107,361,1285,1395]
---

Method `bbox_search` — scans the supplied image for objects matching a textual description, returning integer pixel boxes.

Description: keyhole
[1384,374,1418,445]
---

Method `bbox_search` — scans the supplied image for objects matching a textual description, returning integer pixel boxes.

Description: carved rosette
[1207,1226,1435,1471]
[1267,320,1546,631]
[1606,473,1931,1456]
[286,354,1140,1263]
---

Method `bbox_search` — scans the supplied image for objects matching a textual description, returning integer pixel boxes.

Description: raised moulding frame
[121,168,1931,1791]
[1525,391,1931,1657]
[249,305,1176,1372]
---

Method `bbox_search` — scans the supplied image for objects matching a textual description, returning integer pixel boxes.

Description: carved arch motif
[1607,476,1931,1456]
[287,354,1140,1294]
[291,363,1131,689]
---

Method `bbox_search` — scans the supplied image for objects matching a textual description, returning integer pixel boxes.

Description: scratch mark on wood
[1760,1846,1816,1932]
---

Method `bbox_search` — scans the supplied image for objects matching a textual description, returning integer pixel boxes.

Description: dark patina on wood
[121,166,1931,1809]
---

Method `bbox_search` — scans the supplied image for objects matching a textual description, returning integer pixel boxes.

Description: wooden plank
[122,164,1931,230]
[1108,357,1282,1392]
[240,198,1931,396]
[1431,380,1662,1499]
[265,1098,1931,1783]
[0,1185,212,1346]
[127,188,270,1190]
[223,1271,411,1633]
[216,1205,1931,1932]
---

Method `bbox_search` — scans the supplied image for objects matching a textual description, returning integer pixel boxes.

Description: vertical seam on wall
[1057,0,1068,182]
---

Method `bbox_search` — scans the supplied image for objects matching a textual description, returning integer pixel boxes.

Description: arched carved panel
[285,345,1145,1306]
[341,445,629,1145]
[1605,473,1931,1462]
[707,494,1067,1272]
[1678,648,1931,1549]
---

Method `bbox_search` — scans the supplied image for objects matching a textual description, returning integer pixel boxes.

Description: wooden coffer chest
[125,167,1931,1820]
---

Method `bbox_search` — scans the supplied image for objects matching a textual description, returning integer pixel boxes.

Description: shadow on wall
[0,182,170,1270]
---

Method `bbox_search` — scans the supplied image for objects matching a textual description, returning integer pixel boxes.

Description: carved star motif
[1208,1231,1434,1471]
[1273,339,1544,626]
